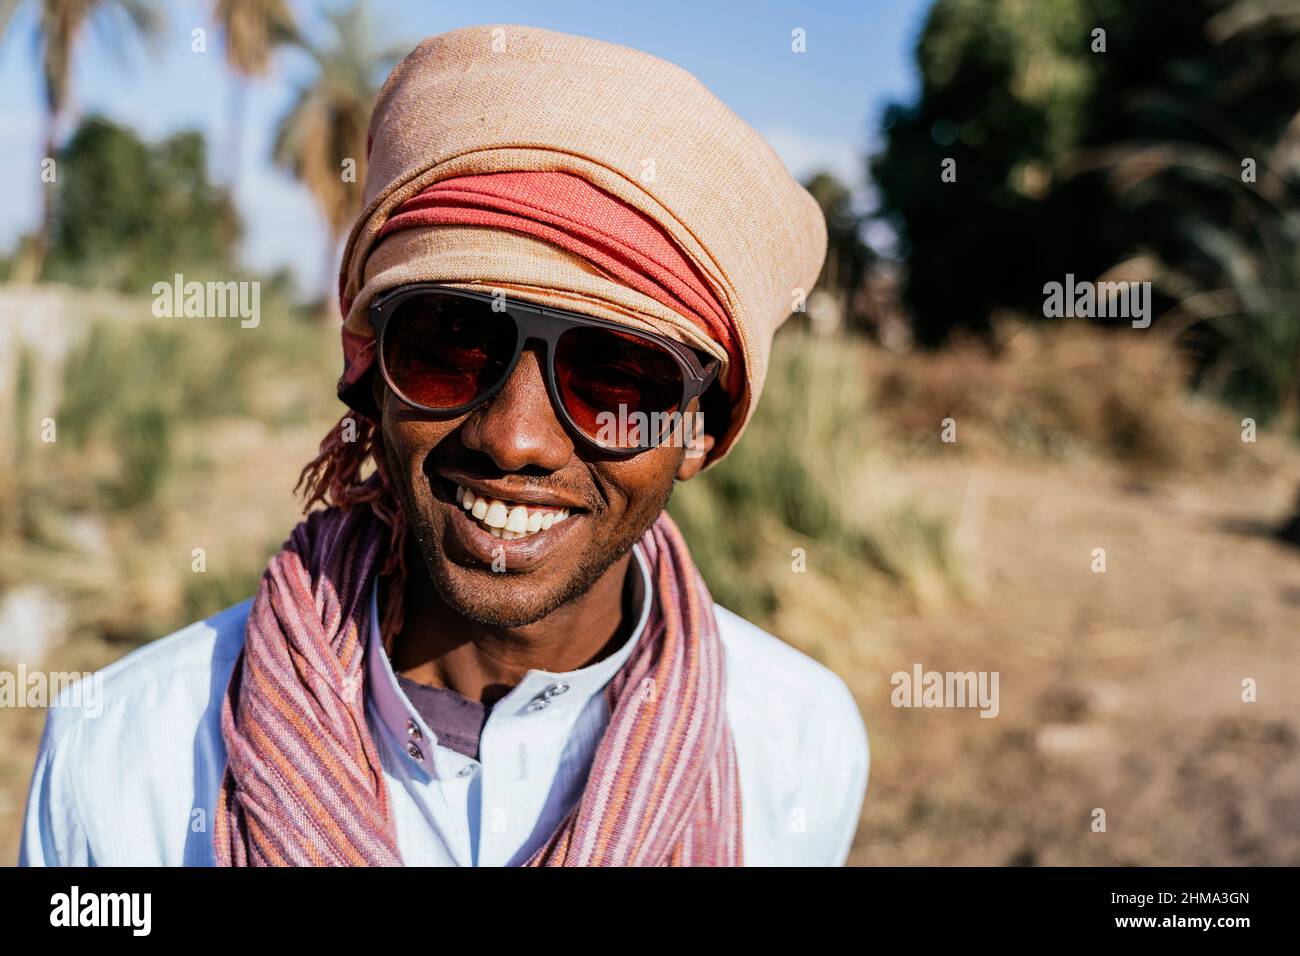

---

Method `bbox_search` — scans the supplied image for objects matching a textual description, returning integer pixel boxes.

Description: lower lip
[442,495,583,571]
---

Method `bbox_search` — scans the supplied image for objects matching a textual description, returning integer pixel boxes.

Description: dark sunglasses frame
[369,284,721,456]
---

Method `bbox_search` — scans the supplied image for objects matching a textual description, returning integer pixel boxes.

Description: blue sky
[0,0,928,297]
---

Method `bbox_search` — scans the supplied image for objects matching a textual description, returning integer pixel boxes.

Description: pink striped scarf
[213,505,742,866]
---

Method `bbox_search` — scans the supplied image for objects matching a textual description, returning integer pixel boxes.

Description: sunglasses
[369,285,720,456]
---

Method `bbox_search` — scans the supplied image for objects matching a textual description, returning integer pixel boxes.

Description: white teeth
[484,501,509,528]
[454,485,571,541]
[505,505,529,533]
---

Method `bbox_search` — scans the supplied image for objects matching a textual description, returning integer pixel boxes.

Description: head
[306,25,827,640]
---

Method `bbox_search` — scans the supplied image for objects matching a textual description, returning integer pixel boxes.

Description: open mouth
[454,484,572,541]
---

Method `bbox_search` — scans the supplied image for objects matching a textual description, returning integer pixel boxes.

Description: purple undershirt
[395,677,490,759]
[392,561,645,761]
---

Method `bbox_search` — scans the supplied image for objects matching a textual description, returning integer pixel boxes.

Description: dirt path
[832,457,1300,865]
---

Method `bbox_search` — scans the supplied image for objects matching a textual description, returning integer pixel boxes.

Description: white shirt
[20,544,869,866]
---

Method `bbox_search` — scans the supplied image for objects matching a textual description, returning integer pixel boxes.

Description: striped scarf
[213,505,742,866]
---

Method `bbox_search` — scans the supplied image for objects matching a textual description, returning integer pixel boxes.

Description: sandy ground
[821,456,1300,865]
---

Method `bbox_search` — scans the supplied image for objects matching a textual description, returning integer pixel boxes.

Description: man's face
[376,344,712,629]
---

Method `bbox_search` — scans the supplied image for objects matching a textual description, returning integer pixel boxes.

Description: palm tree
[213,0,297,185]
[273,1,404,310]
[0,0,161,281]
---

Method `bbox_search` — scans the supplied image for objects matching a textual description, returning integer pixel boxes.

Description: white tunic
[20,544,869,866]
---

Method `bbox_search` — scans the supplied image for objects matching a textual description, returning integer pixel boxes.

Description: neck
[388,546,637,705]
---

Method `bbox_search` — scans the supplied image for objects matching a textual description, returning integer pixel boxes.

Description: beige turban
[338,24,826,464]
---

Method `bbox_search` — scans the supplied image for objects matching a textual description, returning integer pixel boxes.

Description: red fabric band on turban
[376,170,740,392]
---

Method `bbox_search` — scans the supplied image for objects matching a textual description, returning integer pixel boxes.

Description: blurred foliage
[58,321,253,450]
[2,298,339,643]
[44,115,241,292]
[670,328,960,619]
[0,0,163,280]
[273,1,405,301]
[50,321,238,522]
[806,171,875,315]
[872,0,1300,423]
[215,0,298,77]
[214,0,299,184]
[866,319,1252,474]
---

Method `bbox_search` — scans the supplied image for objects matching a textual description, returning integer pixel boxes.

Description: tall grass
[4,302,338,643]
[671,327,961,621]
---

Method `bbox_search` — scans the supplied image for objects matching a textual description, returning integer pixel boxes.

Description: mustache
[421,452,604,513]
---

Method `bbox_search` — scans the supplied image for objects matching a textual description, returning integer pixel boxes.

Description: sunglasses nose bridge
[518,331,553,355]
[509,333,555,396]
[513,327,563,390]
[514,333,579,442]
[461,346,574,472]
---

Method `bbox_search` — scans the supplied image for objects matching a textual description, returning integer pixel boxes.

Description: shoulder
[44,597,248,745]
[716,604,862,715]
[715,604,869,866]
[76,599,250,738]
[22,600,251,866]
[100,599,249,699]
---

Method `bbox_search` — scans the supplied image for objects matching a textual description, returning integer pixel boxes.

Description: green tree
[872,0,1299,421]
[0,0,161,281]
[44,115,241,291]
[871,0,1101,346]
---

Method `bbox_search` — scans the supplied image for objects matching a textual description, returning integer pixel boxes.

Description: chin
[427,560,568,628]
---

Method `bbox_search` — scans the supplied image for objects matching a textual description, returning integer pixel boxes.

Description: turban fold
[337,24,827,464]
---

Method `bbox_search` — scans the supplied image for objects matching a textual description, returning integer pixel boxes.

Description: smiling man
[21,25,868,867]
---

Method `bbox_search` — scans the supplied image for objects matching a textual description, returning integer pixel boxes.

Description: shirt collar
[365,543,652,778]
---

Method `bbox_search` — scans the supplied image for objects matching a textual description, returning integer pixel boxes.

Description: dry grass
[865,320,1270,476]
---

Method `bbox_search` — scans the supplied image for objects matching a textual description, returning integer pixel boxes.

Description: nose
[458,345,574,472]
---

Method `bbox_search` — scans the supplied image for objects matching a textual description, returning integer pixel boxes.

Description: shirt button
[407,743,423,761]
[543,682,570,698]
[457,765,475,778]
[406,719,422,740]
[527,698,551,713]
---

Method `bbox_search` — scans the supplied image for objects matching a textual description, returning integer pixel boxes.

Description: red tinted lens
[554,326,685,448]
[381,293,517,409]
